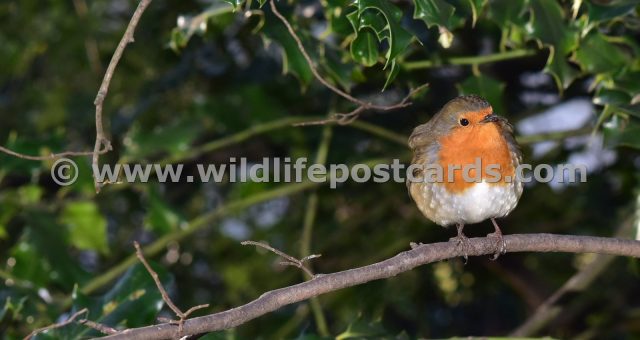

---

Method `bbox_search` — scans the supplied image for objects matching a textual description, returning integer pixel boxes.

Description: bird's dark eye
[459,118,469,126]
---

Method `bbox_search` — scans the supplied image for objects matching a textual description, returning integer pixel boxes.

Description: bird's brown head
[409,95,512,150]
[433,94,506,131]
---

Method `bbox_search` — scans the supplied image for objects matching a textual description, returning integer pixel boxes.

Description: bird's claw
[486,231,507,260]
[449,234,472,263]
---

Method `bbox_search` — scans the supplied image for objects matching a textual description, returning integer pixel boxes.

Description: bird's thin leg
[449,223,470,262]
[487,218,507,260]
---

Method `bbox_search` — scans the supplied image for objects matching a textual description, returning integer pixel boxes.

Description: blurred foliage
[1,0,640,338]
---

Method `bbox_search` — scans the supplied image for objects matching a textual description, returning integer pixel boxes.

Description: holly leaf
[528,0,580,90]
[573,32,630,74]
[412,0,457,47]
[350,29,380,67]
[350,0,413,68]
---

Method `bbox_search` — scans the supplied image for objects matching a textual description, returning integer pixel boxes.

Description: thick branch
[98,234,640,340]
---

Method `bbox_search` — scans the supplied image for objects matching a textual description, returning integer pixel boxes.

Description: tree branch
[98,234,640,340]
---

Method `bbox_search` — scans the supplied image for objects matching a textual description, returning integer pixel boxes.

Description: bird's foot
[449,223,472,263]
[487,218,507,260]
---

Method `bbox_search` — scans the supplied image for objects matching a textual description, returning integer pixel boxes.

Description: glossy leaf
[587,0,640,23]
[544,46,580,90]
[574,32,630,74]
[529,0,578,55]
[351,0,413,67]
[351,29,380,66]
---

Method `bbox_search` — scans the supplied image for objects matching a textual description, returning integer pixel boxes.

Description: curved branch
[98,234,640,340]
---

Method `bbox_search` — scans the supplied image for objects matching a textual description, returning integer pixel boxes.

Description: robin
[407,95,523,259]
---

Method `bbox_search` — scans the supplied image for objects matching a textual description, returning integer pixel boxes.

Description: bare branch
[23,308,88,340]
[134,242,210,337]
[241,240,320,278]
[101,234,640,340]
[92,0,152,193]
[269,0,428,126]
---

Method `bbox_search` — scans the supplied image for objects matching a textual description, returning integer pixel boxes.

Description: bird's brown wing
[406,122,441,199]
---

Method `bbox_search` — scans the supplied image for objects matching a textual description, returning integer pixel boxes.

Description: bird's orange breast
[437,122,515,194]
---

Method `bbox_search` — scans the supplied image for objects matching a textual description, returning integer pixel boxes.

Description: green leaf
[466,0,488,26]
[489,0,527,26]
[604,119,640,149]
[222,0,245,10]
[593,88,632,106]
[262,16,314,86]
[528,0,580,89]
[587,0,640,23]
[412,0,457,47]
[351,29,380,67]
[383,60,401,90]
[351,0,413,67]
[144,187,183,235]
[48,264,171,339]
[413,0,457,28]
[573,32,630,74]
[60,202,109,255]
[529,0,578,55]
[544,46,580,90]
[457,74,506,115]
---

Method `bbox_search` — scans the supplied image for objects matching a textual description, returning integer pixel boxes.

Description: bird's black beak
[480,114,503,124]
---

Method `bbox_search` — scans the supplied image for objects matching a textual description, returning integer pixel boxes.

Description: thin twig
[92,0,153,193]
[241,240,321,278]
[79,319,119,335]
[23,308,88,340]
[269,0,428,126]
[0,145,108,160]
[134,242,209,337]
[100,234,640,340]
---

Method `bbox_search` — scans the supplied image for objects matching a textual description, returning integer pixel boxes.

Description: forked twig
[241,240,321,278]
[0,0,153,193]
[23,308,88,340]
[269,0,428,126]
[134,242,209,337]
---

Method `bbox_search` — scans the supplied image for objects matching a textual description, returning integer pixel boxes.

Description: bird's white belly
[411,181,522,226]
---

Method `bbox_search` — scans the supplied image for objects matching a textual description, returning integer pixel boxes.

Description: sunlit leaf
[60,201,109,255]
